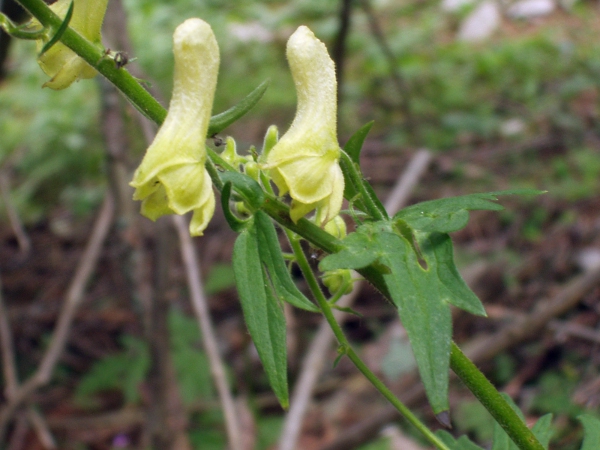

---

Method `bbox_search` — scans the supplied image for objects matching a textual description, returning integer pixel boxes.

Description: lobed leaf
[321,220,484,413]
[394,189,544,234]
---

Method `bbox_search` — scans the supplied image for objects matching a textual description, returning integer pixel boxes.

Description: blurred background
[1,0,600,449]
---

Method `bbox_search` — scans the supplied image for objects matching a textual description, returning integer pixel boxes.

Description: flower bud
[323,215,347,240]
[33,0,109,90]
[322,269,353,297]
[263,26,344,225]
[130,18,219,236]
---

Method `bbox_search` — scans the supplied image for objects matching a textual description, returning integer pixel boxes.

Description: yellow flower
[130,18,219,236]
[33,0,109,90]
[263,26,344,225]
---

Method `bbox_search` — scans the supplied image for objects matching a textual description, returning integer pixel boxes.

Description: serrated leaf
[394,189,544,233]
[254,211,319,313]
[436,430,485,450]
[319,220,485,413]
[233,220,288,408]
[208,79,269,136]
[579,415,600,450]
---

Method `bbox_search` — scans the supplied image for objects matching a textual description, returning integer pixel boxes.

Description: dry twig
[0,194,114,442]
[173,215,244,450]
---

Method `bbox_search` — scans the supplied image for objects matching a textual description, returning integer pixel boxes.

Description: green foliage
[320,218,486,413]
[169,309,215,404]
[76,310,214,408]
[75,335,149,406]
[394,190,543,234]
[204,263,236,295]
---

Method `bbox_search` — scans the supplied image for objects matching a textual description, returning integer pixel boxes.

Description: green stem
[14,3,545,449]
[287,232,450,450]
[16,0,166,123]
[450,343,545,450]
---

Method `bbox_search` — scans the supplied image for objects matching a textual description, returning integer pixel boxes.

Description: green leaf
[343,121,373,165]
[220,182,249,232]
[319,230,379,272]
[321,221,484,413]
[39,0,74,56]
[220,171,265,210]
[254,211,319,313]
[579,415,600,450]
[436,430,484,450]
[339,150,388,219]
[207,79,269,136]
[233,218,289,408]
[75,335,149,406]
[394,189,544,234]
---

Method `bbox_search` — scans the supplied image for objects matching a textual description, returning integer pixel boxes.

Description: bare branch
[0,194,114,440]
[173,215,243,450]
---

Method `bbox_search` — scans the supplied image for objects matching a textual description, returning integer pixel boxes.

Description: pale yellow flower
[263,26,344,225]
[33,0,109,90]
[130,18,219,236]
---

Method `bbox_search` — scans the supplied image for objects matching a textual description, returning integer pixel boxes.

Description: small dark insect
[113,51,130,69]
[103,49,133,69]
[211,134,225,147]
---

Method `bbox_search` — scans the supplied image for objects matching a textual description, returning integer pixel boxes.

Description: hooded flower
[262,26,344,225]
[130,18,219,236]
[33,0,109,90]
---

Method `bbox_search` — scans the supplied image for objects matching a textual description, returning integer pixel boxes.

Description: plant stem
[450,343,545,450]
[287,232,451,450]
[16,0,166,123]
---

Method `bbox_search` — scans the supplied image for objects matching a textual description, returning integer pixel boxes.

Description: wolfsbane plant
[8,1,564,449]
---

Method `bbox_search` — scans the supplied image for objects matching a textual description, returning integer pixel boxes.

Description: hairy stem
[450,343,545,450]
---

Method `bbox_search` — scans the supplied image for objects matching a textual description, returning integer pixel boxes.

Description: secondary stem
[287,232,451,450]
[450,343,545,450]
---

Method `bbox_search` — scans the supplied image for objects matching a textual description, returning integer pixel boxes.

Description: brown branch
[278,149,433,450]
[0,171,31,257]
[359,0,414,136]
[332,0,354,109]
[173,215,244,450]
[0,194,114,442]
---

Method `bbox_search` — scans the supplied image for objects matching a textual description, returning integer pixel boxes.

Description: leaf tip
[435,410,452,429]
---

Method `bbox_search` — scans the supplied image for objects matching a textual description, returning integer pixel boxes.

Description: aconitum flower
[130,18,219,236]
[262,26,344,225]
[33,0,109,90]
